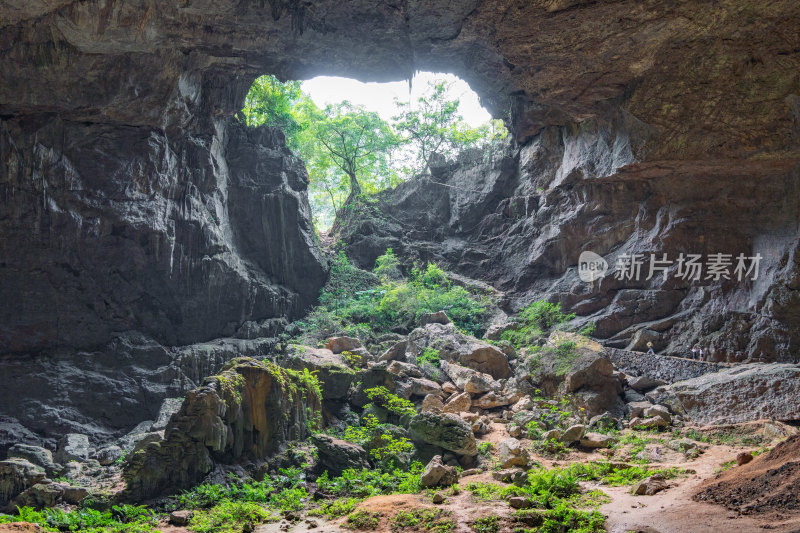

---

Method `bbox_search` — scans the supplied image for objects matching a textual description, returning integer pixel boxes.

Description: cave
[1,0,799,528]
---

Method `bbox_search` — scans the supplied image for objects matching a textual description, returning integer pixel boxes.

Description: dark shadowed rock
[122,357,320,501]
[311,434,370,477]
[0,459,46,510]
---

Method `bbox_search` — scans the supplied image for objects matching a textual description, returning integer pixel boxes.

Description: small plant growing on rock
[365,386,417,417]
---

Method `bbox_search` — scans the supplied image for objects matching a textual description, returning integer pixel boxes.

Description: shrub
[500,301,575,348]
[417,347,441,367]
[188,501,274,533]
[391,508,455,533]
[364,386,417,417]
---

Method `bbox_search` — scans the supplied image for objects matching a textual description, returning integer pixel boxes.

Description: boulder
[628,417,669,429]
[483,322,518,341]
[631,474,668,495]
[508,496,533,509]
[643,405,672,424]
[123,357,321,501]
[410,378,441,397]
[624,389,647,403]
[387,361,423,378]
[420,455,458,487]
[378,341,408,362]
[441,361,499,394]
[472,391,512,410]
[7,445,57,477]
[559,425,586,444]
[421,394,445,412]
[579,432,617,449]
[588,412,619,431]
[409,412,478,456]
[281,346,356,401]
[311,434,370,477]
[432,491,446,504]
[62,485,90,505]
[508,425,523,438]
[9,481,64,510]
[55,434,91,464]
[169,510,194,526]
[325,336,363,354]
[542,429,562,441]
[627,375,666,392]
[419,311,451,326]
[645,364,800,425]
[562,352,624,419]
[492,469,528,484]
[627,401,654,418]
[442,382,457,394]
[408,323,511,379]
[498,438,529,468]
[442,392,472,414]
[0,459,46,509]
[511,397,534,413]
[93,446,124,466]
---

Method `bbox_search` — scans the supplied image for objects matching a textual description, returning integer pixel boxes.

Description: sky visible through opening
[301,72,491,127]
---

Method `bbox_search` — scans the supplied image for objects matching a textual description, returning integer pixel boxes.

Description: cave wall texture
[0,0,799,445]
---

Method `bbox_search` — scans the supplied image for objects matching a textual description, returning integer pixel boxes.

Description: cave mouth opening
[240,71,508,231]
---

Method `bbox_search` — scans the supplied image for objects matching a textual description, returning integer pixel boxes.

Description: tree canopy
[240,74,507,231]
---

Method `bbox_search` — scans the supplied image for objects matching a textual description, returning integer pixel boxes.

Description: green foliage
[270,487,308,511]
[500,301,575,349]
[472,515,501,533]
[393,79,507,175]
[241,75,307,146]
[465,482,504,501]
[374,248,403,280]
[418,347,441,368]
[477,442,494,457]
[365,386,417,417]
[307,497,363,518]
[0,505,159,533]
[345,509,382,530]
[295,251,489,345]
[391,508,456,533]
[188,501,274,533]
[316,463,424,498]
[563,461,684,486]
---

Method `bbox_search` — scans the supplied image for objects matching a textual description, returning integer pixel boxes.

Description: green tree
[393,80,497,175]
[308,101,399,208]
[241,75,307,148]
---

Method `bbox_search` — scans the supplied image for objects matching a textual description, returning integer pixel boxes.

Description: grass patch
[293,251,491,345]
[188,501,275,533]
[391,508,455,533]
[345,509,382,530]
[472,515,501,533]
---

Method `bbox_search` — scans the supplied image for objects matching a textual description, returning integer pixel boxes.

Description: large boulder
[561,351,624,418]
[123,357,321,501]
[280,346,357,401]
[407,323,511,379]
[311,434,370,477]
[54,434,91,464]
[442,392,472,414]
[6,445,58,477]
[409,412,478,456]
[498,438,529,468]
[441,361,499,394]
[420,455,458,487]
[324,336,363,354]
[0,459,46,510]
[645,363,800,424]
[472,391,511,410]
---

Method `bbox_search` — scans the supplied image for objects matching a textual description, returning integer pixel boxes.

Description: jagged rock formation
[0,0,799,447]
[122,357,321,501]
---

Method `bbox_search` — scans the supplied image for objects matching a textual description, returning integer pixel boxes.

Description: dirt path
[598,444,800,532]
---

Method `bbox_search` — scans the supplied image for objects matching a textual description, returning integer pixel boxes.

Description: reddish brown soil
[694,434,800,516]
